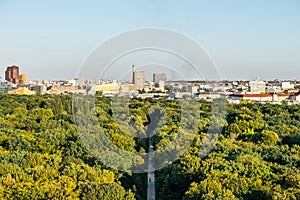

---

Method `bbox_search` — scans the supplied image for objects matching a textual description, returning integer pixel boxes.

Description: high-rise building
[5,65,20,84]
[132,65,145,90]
[19,74,27,84]
[153,73,167,83]
[132,65,136,84]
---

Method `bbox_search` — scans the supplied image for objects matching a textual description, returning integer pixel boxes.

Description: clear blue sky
[0,0,299,80]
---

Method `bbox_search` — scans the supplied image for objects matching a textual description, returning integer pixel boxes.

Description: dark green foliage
[156,101,300,200]
[0,94,135,200]
[0,94,299,199]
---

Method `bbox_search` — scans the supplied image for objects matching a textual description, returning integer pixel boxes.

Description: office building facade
[132,65,145,90]
[153,73,167,83]
[5,65,20,84]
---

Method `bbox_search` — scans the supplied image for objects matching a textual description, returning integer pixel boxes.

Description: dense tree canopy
[0,94,299,199]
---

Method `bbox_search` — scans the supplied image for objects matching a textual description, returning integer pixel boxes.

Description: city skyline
[0,1,300,80]
[1,64,299,82]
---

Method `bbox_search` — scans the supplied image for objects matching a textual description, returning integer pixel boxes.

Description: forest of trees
[0,94,299,199]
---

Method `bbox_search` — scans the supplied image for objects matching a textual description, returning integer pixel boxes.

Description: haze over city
[0,0,300,81]
[1,2,300,200]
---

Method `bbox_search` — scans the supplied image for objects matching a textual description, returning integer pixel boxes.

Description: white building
[227,92,299,104]
[188,85,198,96]
[195,92,222,100]
[249,80,266,94]
[158,80,165,91]
[281,82,294,90]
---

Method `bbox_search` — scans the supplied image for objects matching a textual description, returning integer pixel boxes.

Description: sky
[0,0,299,81]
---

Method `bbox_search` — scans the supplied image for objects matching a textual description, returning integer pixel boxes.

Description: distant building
[67,78,78,85]
[91,83,119,96]
[249,80,266,94]
[19,74,27,84]
[158,80,165,91]
[153,73,167,83]
[280,81,294,90]
[138,93,169,99]
[135,71,145,90]
[195,92,222,100]
[36,85,47,95]
[7,87,36,95]
[227,93,298,104]
[92,83,119,92]
[132,65,145,90]
[0,77,14,93]
[188,85,199,96]
[51,85,75,94]
[5,65,20,84]
[119,84,135,93]
[0,85,14,94]
[291,91,300,102]
[169,92,192,99]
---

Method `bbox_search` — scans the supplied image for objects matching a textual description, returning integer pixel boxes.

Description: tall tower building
[132,65,145,90]
[132,65,136,84]
[5,65,20,84]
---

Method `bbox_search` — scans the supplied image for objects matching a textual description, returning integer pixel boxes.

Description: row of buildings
[227,93,300,104]
[132,65,166,91]
[0,65,167,96]
[1,65,299,104]
[1,65,77,95]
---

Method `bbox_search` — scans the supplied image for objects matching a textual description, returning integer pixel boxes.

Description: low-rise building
[36,85,47,95]
[227,92,299,104]
[249,80,266,94]
[195,92,222,100]
[281,81,294,90]
[7,87,36,95]
[188,85,198,97]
